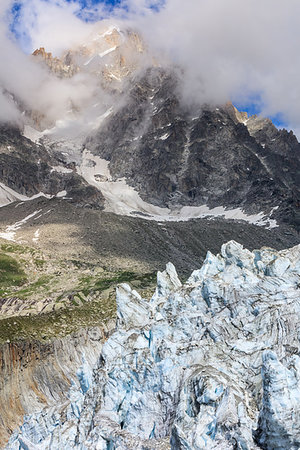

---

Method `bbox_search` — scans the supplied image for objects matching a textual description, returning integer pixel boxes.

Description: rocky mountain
[5,241,300,449]
[32,25,145,85]
[0,24,298,230]
[86,68,300,229]
[0,23,299,450]
[0,124,105,209]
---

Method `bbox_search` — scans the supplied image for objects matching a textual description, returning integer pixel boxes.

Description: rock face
[32,26,145,85]
[87,68,300,229]
[228,103,300,228]
[6,241,300,449]
[32,48,79,78]
[0,125,105,209]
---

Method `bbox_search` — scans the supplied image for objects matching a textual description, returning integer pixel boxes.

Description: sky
[1,0,300,135]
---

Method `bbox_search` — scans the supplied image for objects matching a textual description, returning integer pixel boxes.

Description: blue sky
[71,0,122,15]
[233,99,287,129]
[10,0,122,26]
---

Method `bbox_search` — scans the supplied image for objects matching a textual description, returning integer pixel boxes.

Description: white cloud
[13,0,94,54]
[0,0,300,136]
[0,0,111,128]
[128,0,300,131]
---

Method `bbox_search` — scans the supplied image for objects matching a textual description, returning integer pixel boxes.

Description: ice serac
[0,327,109,447]
[116,283,150,329]
[153,261,182,299]
[6,241,300,449]
[255,351,300,449]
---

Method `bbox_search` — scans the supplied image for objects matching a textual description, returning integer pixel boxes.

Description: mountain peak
[32,47,79,78]
[32,25,145,83]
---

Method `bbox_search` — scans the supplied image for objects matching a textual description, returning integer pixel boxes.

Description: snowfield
[78,149,278,228]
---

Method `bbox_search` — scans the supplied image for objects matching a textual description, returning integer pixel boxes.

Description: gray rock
[0,125,105,209]
[87,68,300,229]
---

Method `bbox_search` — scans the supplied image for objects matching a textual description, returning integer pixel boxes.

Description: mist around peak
[0,0,300,138]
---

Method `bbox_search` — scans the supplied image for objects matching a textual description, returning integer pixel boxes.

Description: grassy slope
[0,253,27,290]
[0,240,157,344]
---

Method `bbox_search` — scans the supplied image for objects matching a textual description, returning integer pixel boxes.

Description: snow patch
[0,210,42,241]
[99,46,117,58]
[109,73,121,81]
[51,166,73,174]
[32,229,40,243]
[99,25,120,38]
[0,183,28,207]
[0,182,69,209]
[84,55,95,66]
[56,190,67,198]
[0,183,54,208]
[78,150,278,228]
[84,45,117,64]
[177,205,278,228]
[159,133,170,140]
[23,125,44,143]
[89,107,113,130]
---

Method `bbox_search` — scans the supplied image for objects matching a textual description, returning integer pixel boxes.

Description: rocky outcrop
[32,48,79,78]
[228,103,300,229]
[6,241,300,448]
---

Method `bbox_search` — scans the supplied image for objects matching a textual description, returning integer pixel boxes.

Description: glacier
[7,240,300,449]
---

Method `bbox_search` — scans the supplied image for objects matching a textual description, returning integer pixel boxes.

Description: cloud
[13,0,94,54]
[0,0,113,130]
[127,0,300,131]
[0,0,300,137]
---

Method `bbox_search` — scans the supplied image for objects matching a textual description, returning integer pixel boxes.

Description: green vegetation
[13,275,54,299]
[0,239,158,344]
[79,270,156,296]
[1,242,25,253]
[0,270,158,344]
[0,268,156,344]
[0,253,27,288]
[34,258,46,268]
[0,295,116,343]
